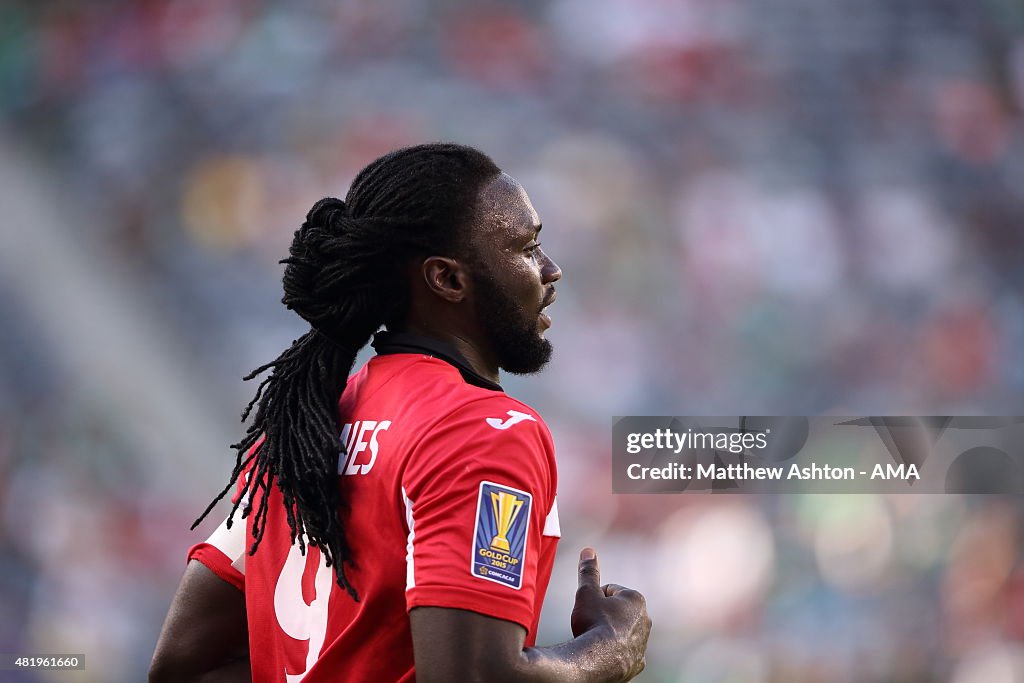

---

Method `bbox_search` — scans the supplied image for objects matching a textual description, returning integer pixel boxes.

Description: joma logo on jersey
[338,420,391,476]
[486,410,536,430]
[471,481,531,589]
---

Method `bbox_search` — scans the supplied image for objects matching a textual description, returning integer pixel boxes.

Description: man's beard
[472,270,553,375]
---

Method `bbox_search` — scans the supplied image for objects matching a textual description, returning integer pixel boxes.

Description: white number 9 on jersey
[273,541,333,682]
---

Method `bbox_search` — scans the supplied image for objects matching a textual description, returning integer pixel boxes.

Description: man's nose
[541,250,561,284]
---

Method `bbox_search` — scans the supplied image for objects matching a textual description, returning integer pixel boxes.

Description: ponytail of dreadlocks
[192,143,502,600]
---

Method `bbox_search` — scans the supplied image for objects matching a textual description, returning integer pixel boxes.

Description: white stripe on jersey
[402,487,416,589]
[543,497,561,538]
[205,514,248,575]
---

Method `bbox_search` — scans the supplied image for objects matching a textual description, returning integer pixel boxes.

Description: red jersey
[189,336,560,682]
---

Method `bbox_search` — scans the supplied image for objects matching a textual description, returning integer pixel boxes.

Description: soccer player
[150,144,651,682]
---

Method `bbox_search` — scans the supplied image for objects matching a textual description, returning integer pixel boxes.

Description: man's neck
[395,323,500,385]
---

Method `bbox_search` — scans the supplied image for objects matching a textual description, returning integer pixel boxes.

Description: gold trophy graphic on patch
[489,490,524,553]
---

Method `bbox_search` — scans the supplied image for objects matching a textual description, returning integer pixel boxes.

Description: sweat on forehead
[473,173,541,241]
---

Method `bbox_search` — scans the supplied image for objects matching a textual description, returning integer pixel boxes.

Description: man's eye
[526,242,541,255]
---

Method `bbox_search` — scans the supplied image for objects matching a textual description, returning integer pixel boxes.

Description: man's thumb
[578,547,601,590]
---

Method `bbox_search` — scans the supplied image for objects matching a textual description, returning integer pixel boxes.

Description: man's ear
[421,256,470,304]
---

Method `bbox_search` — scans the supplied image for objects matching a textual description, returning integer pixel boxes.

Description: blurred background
[1,0,1023,681]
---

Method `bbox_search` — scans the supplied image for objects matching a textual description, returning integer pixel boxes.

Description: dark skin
[408,173,556,384]
[411,547,650,682]
[151,173,652,682]
[150,562,250,683]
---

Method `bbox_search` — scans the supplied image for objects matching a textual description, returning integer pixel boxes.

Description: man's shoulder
[416,393,552,465]
[404,391,555,498]
[443,393,547,432]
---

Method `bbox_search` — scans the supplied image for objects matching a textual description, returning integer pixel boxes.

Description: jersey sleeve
[187,514,247,591]
[401,398,556,635]
[187,453,257,591]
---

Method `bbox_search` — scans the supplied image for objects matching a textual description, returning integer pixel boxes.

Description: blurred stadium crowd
[1,1,1023,681]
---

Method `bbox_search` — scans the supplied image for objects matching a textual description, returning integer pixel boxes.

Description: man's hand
[411,547,651,683]
[570,548,651,679]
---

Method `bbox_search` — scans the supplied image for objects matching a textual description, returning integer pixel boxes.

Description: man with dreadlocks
[151,143,651,682]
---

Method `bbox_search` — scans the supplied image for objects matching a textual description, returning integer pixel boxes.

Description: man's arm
[150,560,251,683]
[410,548,651,683]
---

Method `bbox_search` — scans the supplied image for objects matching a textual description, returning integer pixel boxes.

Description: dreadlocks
[193,143,502,600]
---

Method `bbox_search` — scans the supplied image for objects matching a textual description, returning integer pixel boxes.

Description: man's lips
[539,289,556,329]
